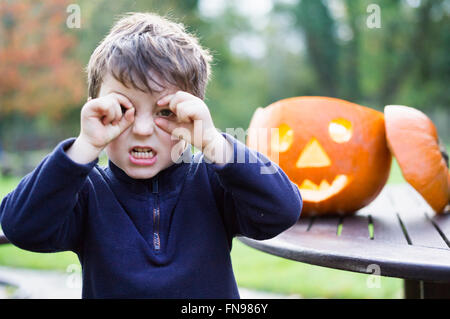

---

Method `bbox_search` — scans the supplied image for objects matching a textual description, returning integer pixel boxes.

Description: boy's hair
[87,12,212,100]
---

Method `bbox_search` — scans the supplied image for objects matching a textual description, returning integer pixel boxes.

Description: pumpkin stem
[439,139,449,168]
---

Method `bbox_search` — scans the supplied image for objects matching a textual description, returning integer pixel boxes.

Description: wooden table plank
[340,214,370,239]
[340,199,383,240]
[390,185,448,249]
[365,186,409,244]
[283,216,312,238]
[428,205,450,247]
[307,216,340,236]
[296,216,313,232]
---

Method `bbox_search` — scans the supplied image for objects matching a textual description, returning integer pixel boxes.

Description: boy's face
[99,72,185,179]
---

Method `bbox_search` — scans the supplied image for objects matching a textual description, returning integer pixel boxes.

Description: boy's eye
[157,109,174,117]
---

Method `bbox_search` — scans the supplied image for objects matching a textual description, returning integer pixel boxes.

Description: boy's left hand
[154,91,233,164]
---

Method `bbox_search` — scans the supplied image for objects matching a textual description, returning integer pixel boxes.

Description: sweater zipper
[152,178,160,251]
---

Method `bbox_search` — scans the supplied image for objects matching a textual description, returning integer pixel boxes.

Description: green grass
[0,156,414,298]
[231,239,403,298]
[0,175,21,199]
[0,245,78,270]
[387,157,406,185]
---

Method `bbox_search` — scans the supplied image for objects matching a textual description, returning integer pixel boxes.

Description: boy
[0,12,302,298]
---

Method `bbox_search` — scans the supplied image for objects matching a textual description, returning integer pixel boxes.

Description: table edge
[237,235,450,283]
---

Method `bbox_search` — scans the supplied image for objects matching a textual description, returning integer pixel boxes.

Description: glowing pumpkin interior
[271,120,353,203]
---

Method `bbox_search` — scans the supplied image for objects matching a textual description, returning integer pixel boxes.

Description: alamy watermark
[366,4,382,29]
[66,4,81,29]
[366,264,382,289]
[170,121,281,175]
[66,263,82,289]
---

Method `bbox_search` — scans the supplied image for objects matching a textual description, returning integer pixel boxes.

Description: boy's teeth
[131,150,154,158]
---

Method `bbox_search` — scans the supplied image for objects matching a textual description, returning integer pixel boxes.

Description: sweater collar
[106,146,193,197]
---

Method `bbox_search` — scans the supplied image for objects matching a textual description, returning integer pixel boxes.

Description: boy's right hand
[66,93,135,164]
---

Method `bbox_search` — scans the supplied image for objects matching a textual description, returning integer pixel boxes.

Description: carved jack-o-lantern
[247,96,392,216]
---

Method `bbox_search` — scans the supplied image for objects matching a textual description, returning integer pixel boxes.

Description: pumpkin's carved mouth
[297,175,350,203]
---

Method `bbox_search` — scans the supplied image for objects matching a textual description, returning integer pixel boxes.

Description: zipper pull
[152,177,160,251]
[152,177,158,194]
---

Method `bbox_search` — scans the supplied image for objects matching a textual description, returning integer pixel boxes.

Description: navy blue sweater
[0,133,302,298]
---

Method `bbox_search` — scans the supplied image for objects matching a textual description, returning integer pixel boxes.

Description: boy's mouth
[129,146,157,166]
[130,147,155,159]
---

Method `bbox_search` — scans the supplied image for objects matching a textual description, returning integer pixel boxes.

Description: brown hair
[87,12,212,100]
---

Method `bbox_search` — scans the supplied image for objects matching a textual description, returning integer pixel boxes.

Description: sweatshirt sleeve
[0,138,98,253]
[207,133,302,240]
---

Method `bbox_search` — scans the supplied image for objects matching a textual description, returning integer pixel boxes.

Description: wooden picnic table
[239,184,450,299]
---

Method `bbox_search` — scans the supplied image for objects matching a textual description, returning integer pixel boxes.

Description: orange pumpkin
[448,171,450,203]
[447,171,450,203]
[384,105,449,214]
[247,96,392,216]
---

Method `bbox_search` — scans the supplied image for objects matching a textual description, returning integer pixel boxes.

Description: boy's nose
[132,116,155,136]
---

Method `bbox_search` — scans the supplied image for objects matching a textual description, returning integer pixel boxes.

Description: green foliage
[1,0,449,148]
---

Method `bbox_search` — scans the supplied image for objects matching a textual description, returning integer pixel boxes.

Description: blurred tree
[1,0,449,152]
[275,0,449,113]
[292,0,339,97]
[0,0,84,119]
[375,0,433,106]
[341,0,362,101]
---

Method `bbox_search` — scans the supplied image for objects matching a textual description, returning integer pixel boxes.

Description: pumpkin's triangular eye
[329,118,353,143]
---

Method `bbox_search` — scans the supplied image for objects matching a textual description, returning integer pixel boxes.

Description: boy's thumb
[118,107,135,131]
[154,118,191,143]
[124,107,135,122]
[154,117,176,134]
